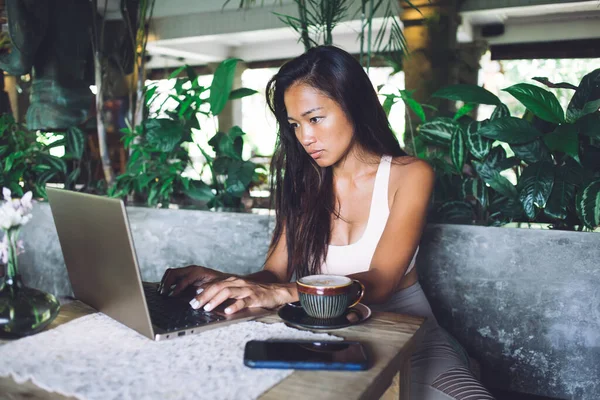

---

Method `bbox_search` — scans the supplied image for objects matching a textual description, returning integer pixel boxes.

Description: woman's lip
[310,150,324,159]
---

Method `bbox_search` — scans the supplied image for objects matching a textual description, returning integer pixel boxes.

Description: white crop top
[321,155,419,276]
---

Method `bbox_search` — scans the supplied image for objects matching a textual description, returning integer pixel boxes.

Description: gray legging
[371,282,495,400]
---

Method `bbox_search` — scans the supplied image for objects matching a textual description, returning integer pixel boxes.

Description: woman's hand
[189,276,295,315]
[158,265,230,297]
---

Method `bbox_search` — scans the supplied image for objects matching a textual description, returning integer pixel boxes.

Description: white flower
[2,188,11,202]
[20,191,33,212]
[0,234,7,264]
[0,187,34,230]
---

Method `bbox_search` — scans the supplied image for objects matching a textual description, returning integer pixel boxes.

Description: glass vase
[0,228,60,339]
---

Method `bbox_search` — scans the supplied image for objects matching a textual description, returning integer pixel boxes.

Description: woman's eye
[289,122,298,130]
[310,117,322,124]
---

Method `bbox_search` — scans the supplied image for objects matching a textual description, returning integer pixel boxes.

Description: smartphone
[243,339,370,370]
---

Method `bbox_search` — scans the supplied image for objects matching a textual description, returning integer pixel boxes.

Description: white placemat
[0,313,340,400]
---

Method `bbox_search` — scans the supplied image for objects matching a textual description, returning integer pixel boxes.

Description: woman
[160,46,493,400]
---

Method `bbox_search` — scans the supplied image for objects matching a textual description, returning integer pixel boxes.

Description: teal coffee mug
[297,275,365,319]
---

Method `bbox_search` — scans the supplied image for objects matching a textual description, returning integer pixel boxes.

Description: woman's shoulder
[387,156,435,198]
[389,156,434,181]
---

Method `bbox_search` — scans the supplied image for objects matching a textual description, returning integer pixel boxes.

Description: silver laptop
[46,187,268,341]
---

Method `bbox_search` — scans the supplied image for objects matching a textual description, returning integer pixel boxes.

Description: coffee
[297,275,364,319]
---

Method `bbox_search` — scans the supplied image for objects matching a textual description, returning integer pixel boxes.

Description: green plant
[0,114,83,199]
[109,59,263,209]
[231,0,422,70]
[415,69,600,231]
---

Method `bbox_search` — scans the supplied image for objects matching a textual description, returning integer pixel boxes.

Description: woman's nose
[298,126,316,147]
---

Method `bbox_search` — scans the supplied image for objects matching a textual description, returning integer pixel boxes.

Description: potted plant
[0,188,60,338]
[402,68,600,230]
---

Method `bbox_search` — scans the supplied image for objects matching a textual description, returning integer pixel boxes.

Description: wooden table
[0,301,425,400]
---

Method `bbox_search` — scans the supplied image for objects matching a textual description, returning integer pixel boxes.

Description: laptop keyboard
[142,283,226,331]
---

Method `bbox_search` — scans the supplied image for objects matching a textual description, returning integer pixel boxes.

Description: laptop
[46,187,269,341]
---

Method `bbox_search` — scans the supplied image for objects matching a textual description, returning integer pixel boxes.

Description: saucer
[278,301,372,330]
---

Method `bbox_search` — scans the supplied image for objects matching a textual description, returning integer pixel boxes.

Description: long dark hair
[266,45,406,279]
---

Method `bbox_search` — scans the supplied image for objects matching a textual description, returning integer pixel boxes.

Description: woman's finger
[190,277,245,307]
[223,297,250,315]
[190,283,251,311]
[194,285,238,311]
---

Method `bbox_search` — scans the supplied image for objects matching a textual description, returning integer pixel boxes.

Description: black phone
[243,339,370,370]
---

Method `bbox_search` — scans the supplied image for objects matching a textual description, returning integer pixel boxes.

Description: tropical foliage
[109,59,265,209]
[0,114,85,199]
[408,69,600,230]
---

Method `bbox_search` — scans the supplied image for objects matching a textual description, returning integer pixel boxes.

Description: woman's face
[284,82,354,167]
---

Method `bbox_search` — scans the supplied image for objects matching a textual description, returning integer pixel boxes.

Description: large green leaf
[450,125,465,173]
[478,117,542,144]
[209,58,239,116]
[418,117,455,146]
[465,120,492,160]
[473,160,518,199]
[490,103,510,120]
[229,88,258,100]
[580,179,600,228]
[145,119,184,153]
[184,180,215,202]
[510,139,551,164]
[226,160,256,197]
[544,166,576,220]
[432,84,501,105]
[566,99,600,123]
[461,177,487,208]
[400,90,426,123]
[543,124,580,160]
[567,68,600,123]
[66,126,85,159]
[503,83,565,124]
[453,103,476,121]
[517,161,555,219]
[382,96,395,117]
[38,154,67,174]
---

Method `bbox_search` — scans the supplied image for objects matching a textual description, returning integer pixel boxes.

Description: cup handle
[349,279,365,308]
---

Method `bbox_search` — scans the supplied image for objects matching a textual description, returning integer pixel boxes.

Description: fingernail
[189,299,200,309]
[204,303,212,311]
[196,288,204,294]
[224,307,232,314]
[170,284,176,290]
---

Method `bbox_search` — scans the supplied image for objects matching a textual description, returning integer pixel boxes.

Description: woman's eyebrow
[287,107,324,121]
[301,107,324,117]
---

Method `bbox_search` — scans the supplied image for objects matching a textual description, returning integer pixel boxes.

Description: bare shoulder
[390,156,435,187]
[387,156,434,207]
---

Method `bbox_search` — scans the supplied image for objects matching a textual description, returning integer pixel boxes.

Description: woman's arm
[188,226,299,314]
[350,159,435,304]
